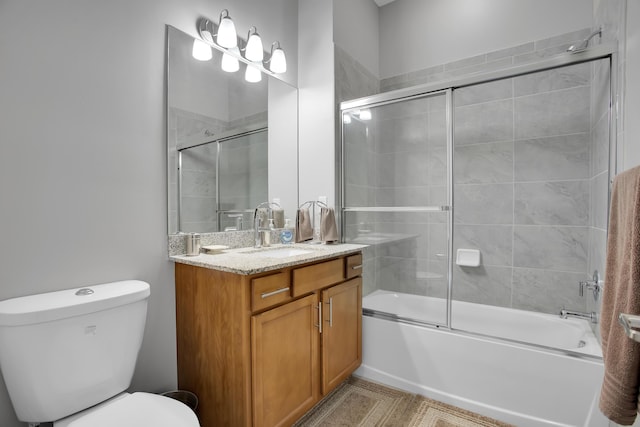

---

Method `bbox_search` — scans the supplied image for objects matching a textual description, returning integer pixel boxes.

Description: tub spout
[560,309,597,324]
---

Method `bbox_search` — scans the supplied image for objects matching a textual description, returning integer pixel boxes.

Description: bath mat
[404,395,513,427]
[293,377,513,427]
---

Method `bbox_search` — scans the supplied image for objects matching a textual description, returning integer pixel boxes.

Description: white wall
[379,0,593,78]
[268,78,299,219]
[333,0,380,77]
[0,1,297,426]
[298,0,336,206]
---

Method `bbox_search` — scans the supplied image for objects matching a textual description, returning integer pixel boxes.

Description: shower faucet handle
[579,270,602,300]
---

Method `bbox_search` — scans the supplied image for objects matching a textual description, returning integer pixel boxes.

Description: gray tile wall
[452,58,609,315]
[380,29,592,92]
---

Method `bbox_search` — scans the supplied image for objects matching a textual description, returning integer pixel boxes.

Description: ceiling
[373,0,396,6]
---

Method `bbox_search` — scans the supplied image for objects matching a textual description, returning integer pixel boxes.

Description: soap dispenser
[280,219,294,244]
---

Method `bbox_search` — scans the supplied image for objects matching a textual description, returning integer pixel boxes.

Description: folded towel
[320,207,339,243]
[599,165,640,425]
[295,208,313,242]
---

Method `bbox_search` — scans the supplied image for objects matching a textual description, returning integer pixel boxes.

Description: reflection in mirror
[167,25,298,235]
[177,124,268,232]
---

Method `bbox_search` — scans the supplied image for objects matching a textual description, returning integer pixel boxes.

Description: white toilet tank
[0,280,150,424]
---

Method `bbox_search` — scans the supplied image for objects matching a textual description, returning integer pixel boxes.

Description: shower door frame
[338,41,618,333]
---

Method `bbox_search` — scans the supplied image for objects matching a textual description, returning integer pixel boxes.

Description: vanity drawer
[345,253,363,279]
[251,272,292,312]
[292,258,344,297]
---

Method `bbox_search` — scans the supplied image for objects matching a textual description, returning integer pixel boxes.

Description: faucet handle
[579,271,602,300]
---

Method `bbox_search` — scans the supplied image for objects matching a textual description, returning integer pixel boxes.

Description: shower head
[567,27,602,53]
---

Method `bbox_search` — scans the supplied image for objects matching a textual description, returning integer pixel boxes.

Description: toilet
[0,280,200,427]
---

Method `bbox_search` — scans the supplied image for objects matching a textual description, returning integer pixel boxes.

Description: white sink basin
[250,248,313,258]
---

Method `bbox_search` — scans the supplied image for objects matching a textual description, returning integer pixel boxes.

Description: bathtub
[355,290,608,427]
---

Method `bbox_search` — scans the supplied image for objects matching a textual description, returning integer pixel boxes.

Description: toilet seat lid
[54,392,200,427]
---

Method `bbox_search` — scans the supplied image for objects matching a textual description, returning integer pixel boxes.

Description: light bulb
[359,109,372,121]
[269,46,287,73]
[192,39,212,61]
[245,64,262,83]
[245,27,264,62]
[343,114,352,124]
[216,10,237,48]
[221,47,240,72]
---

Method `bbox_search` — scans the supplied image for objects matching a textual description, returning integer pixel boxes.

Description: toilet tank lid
[0,280,150,327]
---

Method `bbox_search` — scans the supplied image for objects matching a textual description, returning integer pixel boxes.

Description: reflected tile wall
[172,107,265,233]
[180,141,217,232]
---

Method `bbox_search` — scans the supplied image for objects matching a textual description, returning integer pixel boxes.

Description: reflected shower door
[178,143,218,233]
[342,90,451,326]
[217,129,268,231]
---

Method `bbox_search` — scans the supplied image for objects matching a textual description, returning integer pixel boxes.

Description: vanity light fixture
[221,47,240,72]
[197,19,215,44]
[244,63,262,83]
[266,41,287,73]
[194,12,287,75]
[244,27,264,62]
[216,9,237,48]
[192,38,213,61]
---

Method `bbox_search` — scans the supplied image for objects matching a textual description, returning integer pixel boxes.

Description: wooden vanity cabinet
[174,252,362,427]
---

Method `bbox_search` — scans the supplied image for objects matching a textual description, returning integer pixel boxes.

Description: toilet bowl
[54,392,198,427]
[0,280,200,426]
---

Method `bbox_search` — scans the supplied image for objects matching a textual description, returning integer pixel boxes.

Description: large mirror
[167,25,298,235]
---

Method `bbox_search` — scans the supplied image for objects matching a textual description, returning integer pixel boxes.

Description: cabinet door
[252,293,320,427]
[321,277,362,395]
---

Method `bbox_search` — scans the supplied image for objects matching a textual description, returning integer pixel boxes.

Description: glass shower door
[450,58,611,347]
[341,90,451,326]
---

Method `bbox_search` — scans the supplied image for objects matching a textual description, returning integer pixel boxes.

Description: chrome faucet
[253,202,280,248]
[560,309,597,324]
[227,213,243,231]
[579,270,602,300]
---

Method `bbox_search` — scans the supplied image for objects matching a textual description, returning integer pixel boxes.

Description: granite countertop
[170,243,367,275]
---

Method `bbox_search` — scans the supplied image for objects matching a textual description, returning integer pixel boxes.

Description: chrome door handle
[315,302,322,333]
[325,297,333,327]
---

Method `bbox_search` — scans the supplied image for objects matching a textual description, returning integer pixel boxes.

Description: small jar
[185,233,201,256]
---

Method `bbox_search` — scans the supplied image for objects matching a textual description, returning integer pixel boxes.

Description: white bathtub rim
[362,309,603,361]
[363,290,602,358]
[354,365,580,427]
